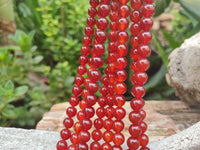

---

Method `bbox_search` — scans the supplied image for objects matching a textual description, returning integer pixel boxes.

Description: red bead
[63,118,74,129]
[118,18,129,31]
[130,10,141,23]
[118,31,129,43]
[98,97,107,107]
[103,130,113,143]
[129,111,142,125]
[110,11,119,22]
[57,140,68,150]
[102,143,112,150]
[137,58,150,72]
[139,45,151,58]
[131,72,148,85]
[102,76,109,86]
[90,0,99,7]
[74,76,84,86]
[97,18,109,30]
[139,134,149,146]
[85,26,94,36]
[115,57,127,69]
[129,125,142,137]
[81,46,90,56]
[61,128,71,140]
[95,30,107,43]
[116,69,127,82]
[139,32,152,44]
[84,107,95,119]
[140,18,153,31]
[113,133,125,146]
[131,86,145,98]
[110,22,118,31]
[78,143,88,150]
[130,36,139,48]
[67,107,77,118]
[113,146,123,150]
[74,122,81,133]
[90,142,101,150]
[111,1,119,11]
[79,55,88,65]
[140,121,148,133]
[96,107,105,118]
[117,43,128,57]
[88,7,98,17]
[91,57,104,68]
[108,42,117,53]
[109,31,118,42]
[115,82,127,95]
[114,107,126,120]
[88,69,101,82]
[107,95,114,107]
[92,130,102,141]
[67,145,77,150]
[100,0,111,5]
[119,0,129,4]
[142,4,155,18]
[139,109,146,120]
[98,4,110,17]
[72,86,82,96]
[105,107,114,119]
[130,23,141,36]
[79,99,87,110]
[87,17,96,26]
[103,119,113,130]
[82,118,92,130]
[70,133,79,144]
[69,96,80,107]
[114,95,126,107]
[79,130,90,142]
[82,89,89,99]
[127,137,140,149]
[140,147,150,150]
[144,0,155,3]
[131,0,143,10]
[130,98,145,111]
[130,48,140,60]
[77,65,87,75]
[93,44,105,56]
[118,5,130,18]
[113,120,124,132]
[77,110,84,121]
[100,86,108,96]
[83,36,92,46]
[94,118,104,129]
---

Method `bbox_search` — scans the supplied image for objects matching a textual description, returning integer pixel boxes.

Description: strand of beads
[56,0,99,150]
[127,0,155,150]
[111,0,130,149]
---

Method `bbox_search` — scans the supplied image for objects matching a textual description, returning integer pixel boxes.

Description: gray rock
[1,122,200,150]
[166,32,200,107]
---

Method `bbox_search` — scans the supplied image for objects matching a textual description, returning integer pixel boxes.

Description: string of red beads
[127,0,155,150]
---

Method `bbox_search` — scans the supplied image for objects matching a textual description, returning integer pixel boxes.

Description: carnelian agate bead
[131,72,148,85]
[115,82,127,94]
[131,86,146,98]
[139,134,149,146]
[67,107,77,118]
[118,5,130,18]
[116,69,127,82]
[98,4,110,17]
[81,118,92,130]
[79,130,90,142]
[69,96,80,106]
[70,133,79,144]
[102,143,112,150]
[77,65,87,75]
[93,44,105,56]
[114,95,126,107]
[130,36,139,48]
[94,118,104,129]
[130,10,141,23]
[130,48,140,60]
[113,146,123,150]
[103,130,113,143]
[79,55,88,65]
[87,17,96,26]
[130,98,145,111]
[140,18,153,31]
[92,130,102,141]
[103,119,114,130]
[113,120,124,132]
[127,137,140,149]
[90,141,101,150]
[57,140,68,150]
[81,46,90,56]
[79,99,87,109]
[114,107,126,120]
[129,125,142,137]
[129,111,142,125]
[88,7,98,17]
[74,76,84,86]
[139,32,152,44]
[61,128,71,140]
[77,110,84,121]
[74,122,81,133]
[90,0,99,7]
[119,0,129,4]
[72,86,82,96]
[100,0,111,5]
[97,18,109,30]
[113,133,125,146]
[144,0,156,3]
[130,23,141,36]
[78,143,88,150]
[139,45,151,58]
[142,4,155,18]
[111,1,119,11]
[84,107,95,118]
[105,107,114,118]
[139,109,147,120]
[95,30,107,43]
[96,107,105,118]
[118,18,129,31]
[140,121,148,133]
[98,97,107,107]
[115,57,127,69]
[131,0,143,10]
[117,44,128,57]
[67,145,77,150]
[118,31,129,43]
[63,118,74,128]
[110,11,119,22]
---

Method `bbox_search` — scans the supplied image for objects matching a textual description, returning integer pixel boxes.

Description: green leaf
[5,80,14,92]
[33,56,43,64]
[18,3,32,17]
[154,0,171,17]
[162,30,180,49]
[14,86,28,96]
[2,105,18,119]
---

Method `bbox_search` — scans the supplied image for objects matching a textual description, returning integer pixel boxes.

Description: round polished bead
[118,5,131,18]
[116,69,127,82]
[93,44,105,56]
[91,57,104,68]
[69,96,80,107]
[98,4,110,17]
[79,99,87,109]
[92,130,102,141]
[119,0,129,4]
[127,137,140,149]
[81,46,90,56]
[114,107,126,120]
[74,122,81,133]
[131,86,146,98]
[140,18,153,31]
[140,147,150,150]
[87,82,99,94]
[139,109,146,120]
[130,48,140,60]
[78,143,88,150]
[130,36,139,48]
[84,107,95,119]
[95,30,107,43]
[94,118,103,129]
[85,26,94,36]
[100,0,111,5]
[98,97,107,107]
[107,95,114,107]
[77,110,84,121]
[67,107,77,118]
[118,31,129,43]
[70,133,79,144]
[130,98,145,111]
[110,11,119,22]
[108,42,117,53]
[102,76,109,86]
[79,130,90,142]
[129,125,142,137]
[83,36,92,46]
[115,57,127,69]
[88,7,98,17]
[100,86,108,96]
[88,69,101,82]
[77,65,87,75]
[72,86,82,96]
[113,145,123,150]
[102,143,112,150]
[117,43,128,57]
[61,128,71,140]
[139,45,151,58]
[118,18,129,31]
[130,10,141,23]
[103,119,114,130]
[90,0,99,7]
[74,76,84,86]
[97,18,109,30]
[136,58,150,72]
[113,133,125,146]
[139,32,152,44]
[139,134,149,146]
[142,4,155,18]
[57,140,68,150]
[131,72,148,85]
[129,111,142,125]
[96,107,105,118]
[111,1,119,11]
[87,17,96,26]
[144,0,156,3]
[140,121,148,133]
[105,107,114,119]
[113,120,124,132]
[115,82,127,95]
[131,0,143,10]
[67,145,77,150]
[82,118,92,130]
[79,56,88,65]
[110,22,118,31]
[63,118,74,129]
[130,23,141,36]
[90,141,101,150]
[109,31,118,42]
[114,95,126,107]
[103,130,113,143]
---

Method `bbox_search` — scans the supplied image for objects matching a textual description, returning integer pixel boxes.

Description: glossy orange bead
[114,95,126,107]
[78,143,88,150]
[67,145,77,150]
[70,133,79,144]
[79,99,87,110]
[107,95,114,107]
[113,120,124,132]
[130,36,139,48]
[118,5,130,18]
[91,57,104,68]
[115,57,127,69]
[117,31,129,43]
[118,18,129,31]
[113,133,125,146]
[115,82,127,95]
[136,58,150,72]
[130,48,140,60]
[74,122,81,133]
[103,130,113,143]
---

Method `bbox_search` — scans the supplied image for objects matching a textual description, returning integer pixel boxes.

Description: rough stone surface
[1,121,200,150]
[167,32,200,108]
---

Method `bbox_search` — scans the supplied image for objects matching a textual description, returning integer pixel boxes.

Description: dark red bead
[102,143,112,150]
[69,96,80,107]
[100,86,108,96]
[117,43,128,57]
[90,0,99,7]
[139,45,151,58]
[113,120,124,132]
[72,86,82,96]
[129,125,142,137]
[85,26,94,36]
[61,128,71,140]
[79,55,88,65]
[98,97,107,107]
[77,65,87,75]
[115,82,127,95]
[79,130,90,142]
[57,140,68,150]
[139,32,152,44]
[82,118,92,130]
[129,111,142,125]
[139,134,149,146]
[79,99,87,109]
[107,95,114,107]
[114,95,126,107]
[110,11,119,22]
[103,119,113,130]
[63,118,74,129]
[136,58,150,72]
[144,0,155,3]
[77,110,84,121]
[93,44,105,56]
[141,18,153,31]
[91,57,104,68]
[97,18,109,30]
[98,4,110,17]
[96,107,105,118]
[142,4,155,18]
[131,86,146,98]
[127,137,140,149]
[130,98,145,111]
[92,130,102,141]
[111,1,119,11]
[90,141,101,150]
[95,30,107,43]
[84,107,95,118]
[118,18,129,31]
[113,133,125,146]
[110,22,118,31]
[100,0,111,5]
[115,57,127,69]
[94,118,103,129]
[130,23,141,36]
[131,0,143,10]
[130,10,141,23]
[87,17,96,26]
[78,143,88,150]
[118,5,130,18]
[67,107,77,118]
[139,109,146,120]
[83,36,92,46]
[88,69,101,82]
[81,46,90,56]
[109,31,118,42]
[105,107,114,119]
[114,107,126,120]
[131,72,148,85]
[74,76,84,86]
[108,42,117,53]
[67,145,77,150]
[116,69,127,82]
[140,147,150,150]
[102,76,109,86]
[103,130,113,143]
[88,7,98,17]
[70,133,79,144]
[140,121,148,133]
